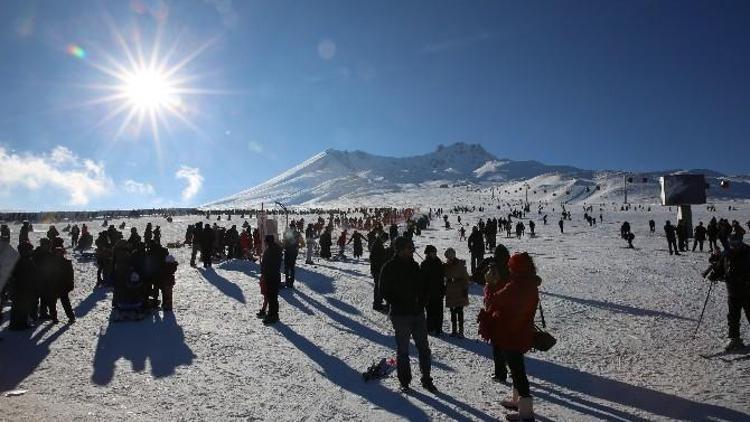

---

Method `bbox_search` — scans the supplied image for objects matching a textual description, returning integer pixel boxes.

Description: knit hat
[508,252,536,275]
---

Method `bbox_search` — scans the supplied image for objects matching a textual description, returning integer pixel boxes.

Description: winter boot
[505,397,533,421]
[458,319,464,338]
[500,388,519,409]
[724,337,745,352]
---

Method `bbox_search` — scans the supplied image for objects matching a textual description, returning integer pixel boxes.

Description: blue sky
[0,0,748,210]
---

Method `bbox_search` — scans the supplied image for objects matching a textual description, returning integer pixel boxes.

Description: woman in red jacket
[487,252,540,421]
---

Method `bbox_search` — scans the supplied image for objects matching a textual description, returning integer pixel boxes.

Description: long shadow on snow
[216,258,260,276]
[198,267,246,304]
[91,312,195,386]
[274,324,488,420]
[542,291,695,321]
[74,287,108,318]
[291,289,452,372]
[272,323,431,420]
[294,266,335,295]
[309,261,369,278]
[0,323,69,391]
[441,335,749,421]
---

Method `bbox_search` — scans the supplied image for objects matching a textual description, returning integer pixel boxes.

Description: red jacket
[486,254,540,352]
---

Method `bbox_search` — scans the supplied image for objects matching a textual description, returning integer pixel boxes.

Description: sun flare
[121,68,180,112]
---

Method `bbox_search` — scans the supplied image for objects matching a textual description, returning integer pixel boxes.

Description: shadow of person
[0,323,70,392]
[292,289,452,372]
[216,259,260,276]
[441,336,750,421]
[74,287,108,319]
[294,266,335,295]
[198,267,246,304]
[541,291,696,321]
[91,312,195,386]
[272,322,430,420]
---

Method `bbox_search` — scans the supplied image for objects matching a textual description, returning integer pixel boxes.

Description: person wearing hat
[160,254,178,312]
[421,245,445,336]
[485,252,541,421]
[711,233,750,351]
[49,246,75,324]
[261,234,283,324]
[379,236,437,392]
[19,220,31,244]
[444,247,470,338]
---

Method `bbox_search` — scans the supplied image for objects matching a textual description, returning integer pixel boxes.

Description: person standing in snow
[305,224,316,264]
[370,235,388,311]
[664,220,680,256]
[468,226,484,282]
[200,224,214,268]
[558,218,564,234]
[477,244,512,382]
[379,237,437,392]
[190,222,203,267]
[444,247,470,338]
[421,245,445,336]
[693,221,707,252]
[283,225,300,289]
[705,233,750,351]
[483,252,541,421]
[261,235,282,324]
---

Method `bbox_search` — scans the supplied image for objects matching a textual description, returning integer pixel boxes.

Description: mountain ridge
[205,143,749,208]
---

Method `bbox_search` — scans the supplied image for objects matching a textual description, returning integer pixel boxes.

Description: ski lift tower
[659,174,707,239]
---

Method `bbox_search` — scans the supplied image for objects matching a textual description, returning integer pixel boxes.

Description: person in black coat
[664,220,680,256]
[421,245,445,336]
[369,236,388,311]
[48,247,75,324]
[261,235,282,324]
[467,227,485,282]
[9,241,35,330]
[282,226,300,288]
[693,221,707,252]
[200,225,214,268]
[379,237,436,392]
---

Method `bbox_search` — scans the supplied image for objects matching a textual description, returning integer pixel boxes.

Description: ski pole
[538,301,546,328]
[692,280,716,339]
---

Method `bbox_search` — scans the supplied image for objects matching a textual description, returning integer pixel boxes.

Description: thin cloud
[248,141,263,153]
[175,165,203,201]
[203,0,238,30]
[0,145,113,206]
[123,180,156,195]
[420,32,494,54]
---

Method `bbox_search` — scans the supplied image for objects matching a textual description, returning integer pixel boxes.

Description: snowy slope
[2,197,750,421]
[206,143,750,209]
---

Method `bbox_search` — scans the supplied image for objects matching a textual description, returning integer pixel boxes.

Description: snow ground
[2,200,750,421]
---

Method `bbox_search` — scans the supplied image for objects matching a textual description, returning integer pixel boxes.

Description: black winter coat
[379,256,427,316]
[369,240,387,277]
[420,256,445,301]
[261,243,283,287]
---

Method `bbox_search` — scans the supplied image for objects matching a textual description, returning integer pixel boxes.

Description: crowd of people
[2,202,750,422]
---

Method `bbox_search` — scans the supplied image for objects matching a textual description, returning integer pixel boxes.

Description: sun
[121,67,180,112]
[71,19,224,150]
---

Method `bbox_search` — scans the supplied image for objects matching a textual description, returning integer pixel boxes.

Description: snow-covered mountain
[205,143,750,209]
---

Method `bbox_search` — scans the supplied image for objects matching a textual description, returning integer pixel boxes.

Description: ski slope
[2,197,750,421]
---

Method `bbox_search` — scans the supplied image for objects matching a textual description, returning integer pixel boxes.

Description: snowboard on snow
[362,357,397,382]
